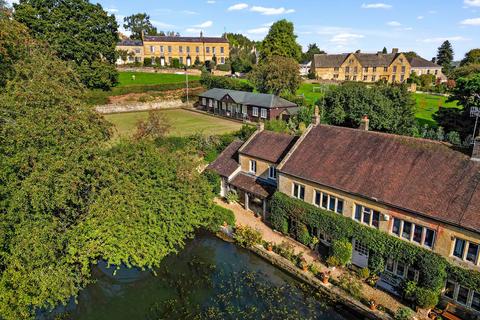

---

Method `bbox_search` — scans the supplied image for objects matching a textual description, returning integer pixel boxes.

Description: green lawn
[413,93,460,127]
[104,109,242,138]
[118,71,200,87]
[296,83,331,104]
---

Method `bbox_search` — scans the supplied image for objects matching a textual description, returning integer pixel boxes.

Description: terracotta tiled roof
[207,140,243,177]
[281,125,480,232]
[240,131,298,164]
[143,36,228,43]
[229,173,276,198]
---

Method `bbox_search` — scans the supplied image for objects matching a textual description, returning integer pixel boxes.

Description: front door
[352,239,369,268]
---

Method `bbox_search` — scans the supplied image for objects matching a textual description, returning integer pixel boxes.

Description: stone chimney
[359,115,369,131]
[200,31,203,38]
[472,136,480,161]
[392,48,399,54]
[257,121,264,132]
[312,106,320,126]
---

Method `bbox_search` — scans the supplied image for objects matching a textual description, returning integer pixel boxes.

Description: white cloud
[6,0,19,5]
[185,28,202,33]
[330,33,365,44]
[151,20,174,28]
[228,3,249,11]
[387,21,401,26]
[361,3,392,9]
[262,22,274,27]
[207,0,216,3]
[417,15,424,20]
[247,27,270,34]
[460,17,480,25]
[420,36,469,43]
[464,0,480,7]
[250,6,295,15]
[105,8,118,14]
[194,20,213,28]
[182,10,198,15]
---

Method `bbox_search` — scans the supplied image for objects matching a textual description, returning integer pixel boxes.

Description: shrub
[200,72,254,92]
[326,256,340,267]
[402,280,417,300]
[394,307,415,320]
[331,239,352,266]
[308,263,321,276]
[368,253,385,275]
[274,241,296,261]
[415,287,439,309]
[203,170,220,195]
[143,57,152,66]
[337,273,363,299]
[216,63,231,72]
[297,223,311,246]
[234,226,262,248]
[225,191,239,204]
[358,267,370,280]
[206,205,235,232]
[171,58,180,68]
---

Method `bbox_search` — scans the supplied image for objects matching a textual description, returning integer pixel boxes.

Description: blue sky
[98,0,478,59]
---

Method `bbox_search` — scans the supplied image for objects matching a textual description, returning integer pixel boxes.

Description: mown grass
[104,109,242,139]
[413,93,460,127]
[117,71,200,87]
[296,83,332,104]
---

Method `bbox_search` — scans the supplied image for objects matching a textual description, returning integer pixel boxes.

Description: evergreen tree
[14,0,118,89]
[436,40,454,74]
[261,19,302,62]
[382,47,388,54]
[123,13,158,39]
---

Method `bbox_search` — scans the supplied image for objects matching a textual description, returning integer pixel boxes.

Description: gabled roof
[280,125,480,232]
[229,172,276,198]
[207,140,243,177]
[408,56,441,68]
[143,36,228,43]
[240,131,298,163]
[199,88,297,109]
[313,54,349,68]
[117,39,143,46]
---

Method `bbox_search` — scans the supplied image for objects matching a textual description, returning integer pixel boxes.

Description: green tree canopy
[260,19,301,62]
[248,55,301,96]
[320,82,416,135]
[301,43,325,63]
[382,47,388,54]
[14,0,118,89]
[0,20,217,319]
[436,40,454,74]
[460,48,480,66]
[123,13,158,40]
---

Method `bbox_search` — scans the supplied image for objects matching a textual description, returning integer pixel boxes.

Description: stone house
[208,113,480,319]
[197,88,298,122]
[116,39,144,65]
[407,56,447,83]
[312,49,411,83]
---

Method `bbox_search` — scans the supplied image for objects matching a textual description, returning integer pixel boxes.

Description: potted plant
[321,271,330,284]
[369,299,377,311]
[266,242,273,252]
[309,236,319,250]
[299,258,308,272]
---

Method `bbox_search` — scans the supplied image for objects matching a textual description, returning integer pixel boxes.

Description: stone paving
[215,198,429,319]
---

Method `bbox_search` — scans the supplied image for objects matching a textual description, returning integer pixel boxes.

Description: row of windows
[252,107,267,119]
[336,66,407,73]
[249,160,277,180]
[342,75,405,82]
[354,204,381,228]
[385,258,420,282]
[445,280,480,312]
[391,218,435,249]
[149,45,225,54]
[314,191,344,214]
[452,238,479,265]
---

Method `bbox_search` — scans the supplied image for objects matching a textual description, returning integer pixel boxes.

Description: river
[46,233,362,320]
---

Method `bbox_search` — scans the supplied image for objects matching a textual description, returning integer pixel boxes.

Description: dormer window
[249,160,257,174]
[268,166,277,180]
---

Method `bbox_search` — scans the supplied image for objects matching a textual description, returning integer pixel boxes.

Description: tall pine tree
[436,40,454,74]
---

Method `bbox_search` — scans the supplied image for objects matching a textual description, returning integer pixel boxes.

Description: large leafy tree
[320,82,416,135]
[13,0,118,89]
[260,19,301,62]
[123,13,158,40]
[301,43,325,63]
[434,74,480,139]
[248,55,301,96]
[436,40,454,75]
[0,19,216,319]
[226,33,257,73]
[460,48,480,66]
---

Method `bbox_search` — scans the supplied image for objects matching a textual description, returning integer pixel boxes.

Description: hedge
[206,204,235,232]
[269,192,480,292]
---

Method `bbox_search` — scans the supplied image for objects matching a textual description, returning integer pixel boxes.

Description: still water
[47,233,361,320]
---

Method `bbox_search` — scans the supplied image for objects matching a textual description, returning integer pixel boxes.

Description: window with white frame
[206,47,210,53]
[391,217,435,249]
[249,160,257,174]
[220,47,224,54]
[314,191,344,214]
[385,258,419,282]
[168,46,172,53]
[208,99,213,107]
[268,166,276,180]
[196,46,200,53]
[260,108,267,119]
[452,238,479,265]
[444,279,480,311]
[242,105,247,115]
[252,107,259,117]
[179,46,183,53]
[292,183,305,200]
[202,98,206,105]
[354,204,380,228]
[150,46,155,53]
[186,46,190,53]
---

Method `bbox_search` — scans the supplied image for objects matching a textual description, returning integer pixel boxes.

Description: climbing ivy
[269,192,480,292]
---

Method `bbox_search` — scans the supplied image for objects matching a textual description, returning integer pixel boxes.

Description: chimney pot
[392,48,399,54]
[359,115,369,131]
[312,106,320,126]
[472,136,480,161]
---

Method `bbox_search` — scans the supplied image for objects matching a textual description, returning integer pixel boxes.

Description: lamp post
[184,59,190,107]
